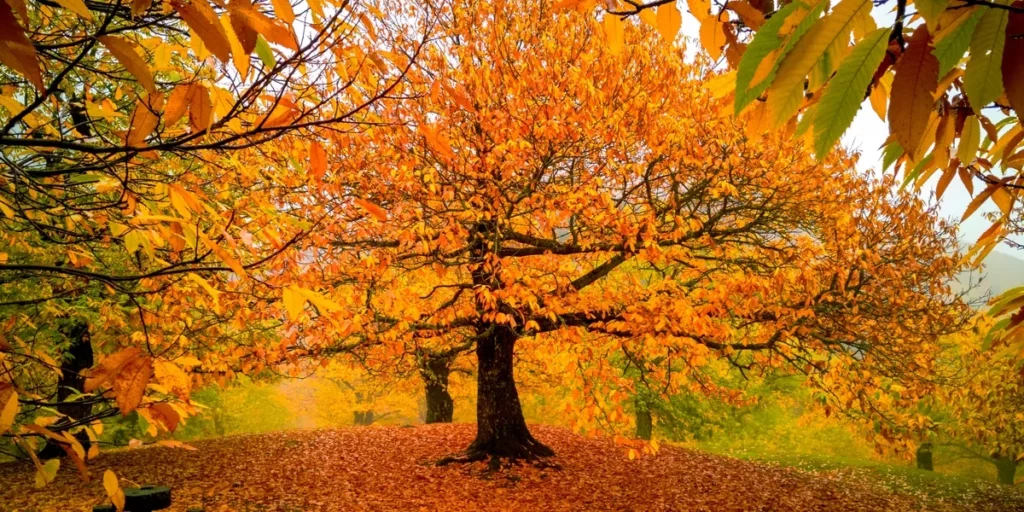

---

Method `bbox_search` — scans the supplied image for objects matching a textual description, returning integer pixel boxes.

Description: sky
[673,8,1013,257]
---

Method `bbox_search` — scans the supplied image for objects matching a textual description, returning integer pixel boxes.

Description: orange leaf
[228,1,298,52]
[171,0,232,63]
[125,92,164,146]
[228,0,259,54]
[149,403,180,432]
[97,36,156,95]
[354,198,388,221]
[189,83,212,134]
[310,140,327,180]
[112,356,152,415]
[699,18,728,61]
[889,28,939,161]
[962,182,1000,221]
[727,2,765,30]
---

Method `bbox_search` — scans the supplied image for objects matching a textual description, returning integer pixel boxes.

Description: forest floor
[1,424,1021,511]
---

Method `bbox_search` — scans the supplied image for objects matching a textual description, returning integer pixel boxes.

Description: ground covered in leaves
[1,424,1021,511]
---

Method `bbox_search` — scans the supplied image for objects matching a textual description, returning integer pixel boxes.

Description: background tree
[0,0,422,484]
[569,0,1024,357]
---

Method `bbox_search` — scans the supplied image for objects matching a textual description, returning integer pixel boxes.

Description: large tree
[0,0,420,483]
[315,0,970,461]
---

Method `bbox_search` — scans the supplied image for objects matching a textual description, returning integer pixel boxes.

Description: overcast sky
[673,10,1011,257]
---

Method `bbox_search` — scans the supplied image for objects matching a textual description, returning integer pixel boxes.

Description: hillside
[1,425,1020,511]
[956,249,1024,305]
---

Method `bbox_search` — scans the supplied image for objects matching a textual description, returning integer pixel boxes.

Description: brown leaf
[889,28,939,160]
[0,1,43,90]
[1003,1,1024,119]
[112,356,152,415]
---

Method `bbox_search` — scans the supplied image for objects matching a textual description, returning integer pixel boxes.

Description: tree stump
[93,486,172,512]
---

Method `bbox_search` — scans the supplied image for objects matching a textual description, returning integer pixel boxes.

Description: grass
[698,444,1022,507]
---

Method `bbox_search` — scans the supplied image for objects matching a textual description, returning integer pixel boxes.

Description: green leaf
[768,0,874,127]
[934,8,985,75]
[957,115,981,162]
[989,285,1024,317]
[34,459,59,488]
[982,317,1012,351]
[813,27,892,157]
[882,140,904,171]
[255,35,275,69]
[964,2,1010,113]
[734,0,825,115]
[916,0,951,28]
[901,152,934,189]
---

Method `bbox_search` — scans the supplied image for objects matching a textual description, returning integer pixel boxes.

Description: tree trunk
[916,443,933,471]
[995,456,1017,485]
[465,325,552,459]
[635,398,652,441]
[420,355,454,424]
[40,321,94,459]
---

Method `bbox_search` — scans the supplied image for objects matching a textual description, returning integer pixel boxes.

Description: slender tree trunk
[420,355,454,424]
[916,443,933,471]
[635,398,653,441]
[994,456,1018,485]
[465,325,552,459]
[40,321,94,459]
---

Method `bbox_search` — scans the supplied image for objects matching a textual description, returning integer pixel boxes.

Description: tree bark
[995,456,1018,485]
[420,355,454,424]
[464,325,552,459]
[916,443,933,471]
[635,398,653,441]
[40,321,94,459]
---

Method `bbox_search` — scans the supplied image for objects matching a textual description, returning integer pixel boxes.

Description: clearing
[0,424,1020,511]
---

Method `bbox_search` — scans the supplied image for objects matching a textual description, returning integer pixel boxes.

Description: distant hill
[955,249,1024,306]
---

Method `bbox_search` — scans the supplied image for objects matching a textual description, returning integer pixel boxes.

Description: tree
[570,0,1024,358]
[941,321,1024,485]
[317,0,970,461]
[0,0,420,483]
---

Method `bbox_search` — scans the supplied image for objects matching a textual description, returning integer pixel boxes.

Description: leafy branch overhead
[565,0,1024,363]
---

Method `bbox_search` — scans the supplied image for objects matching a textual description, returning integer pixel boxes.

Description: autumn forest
[1,0,1024,509]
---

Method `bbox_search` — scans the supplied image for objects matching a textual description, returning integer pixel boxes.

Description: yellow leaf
[53,0,92,20]
[603,15,624,56]
[98,36,155,94]
[767,0,872,127]
[705,70,737,99]
[282,286,306,321]
[34,459,59,488]
[699,18,728,61]
[687,0,711,20]
[869,82,887,121]
[154,360,191,399]
[0,391,17,434]
[104,470,125,511]
[270,0,295,24]
[298,287,344,313]
[656,3,682,42]
[131,0,152,18]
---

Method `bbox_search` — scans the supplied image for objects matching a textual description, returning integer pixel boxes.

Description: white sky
[673,7,1011,257]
